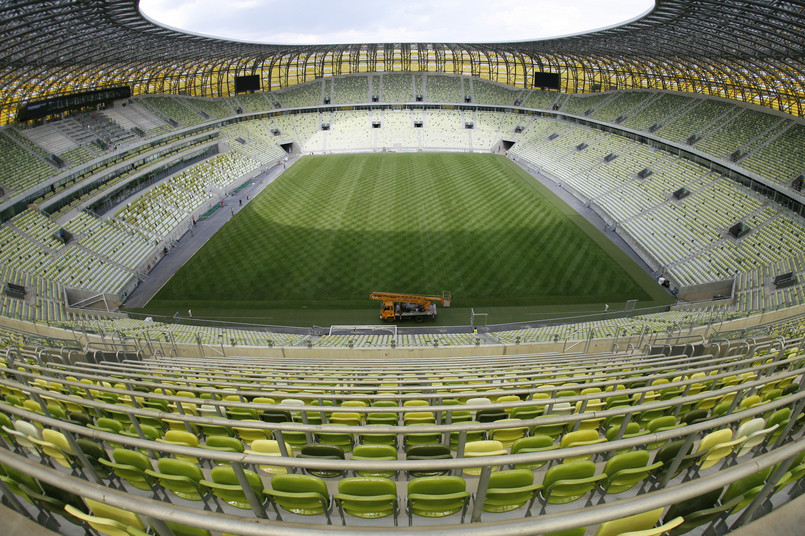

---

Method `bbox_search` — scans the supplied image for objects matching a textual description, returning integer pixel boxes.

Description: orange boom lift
[369,291,452,323]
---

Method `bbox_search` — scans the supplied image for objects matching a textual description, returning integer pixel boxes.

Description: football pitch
[139,153,673,325]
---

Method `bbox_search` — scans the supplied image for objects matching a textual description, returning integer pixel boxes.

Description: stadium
[0,0,804,534]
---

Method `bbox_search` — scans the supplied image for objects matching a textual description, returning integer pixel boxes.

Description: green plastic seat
[766,408,791,444]
[88,417,125,435]
[200,464,265,510]
[511,435,557,470]
[265,473,331,522]
[298,443,346,478]
[197,423,233,438]
[605,421,646,443]
[531,416,568,439]
[405,444,453,477]
[599,450,663,496]
[652,439,694,481]
[316,424,355,452]
[544,529,586,536]
[358,411,398,446]
[407,475,470,524]
[335,476,398,524]
[644,416,681,449]
[99,448,157,493]
[351,444,398,477]
[153,521,211,536]
[0,463,41,504]
[145,457,208,502]
[156,429,201,464]
[665,488,738,535]
[539,460,604,506]
[510,405,543,420]
[76,437,111,474]
[722,467,771,513]
[775,450,805,490]
[483,469,540,513]
[18,480,88,526]
[203,435,245,453]
[680,409,709,426]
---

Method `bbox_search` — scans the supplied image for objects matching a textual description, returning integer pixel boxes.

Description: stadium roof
[0,0,803,122]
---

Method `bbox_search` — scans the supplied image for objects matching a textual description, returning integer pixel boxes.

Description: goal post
[470,308,488,326]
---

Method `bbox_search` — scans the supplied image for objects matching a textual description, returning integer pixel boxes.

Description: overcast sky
[139,0,655,45]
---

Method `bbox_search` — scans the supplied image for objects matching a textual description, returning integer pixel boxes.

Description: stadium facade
[1,0,803,125]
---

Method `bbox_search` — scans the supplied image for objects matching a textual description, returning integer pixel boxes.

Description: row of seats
[0,334,803,534]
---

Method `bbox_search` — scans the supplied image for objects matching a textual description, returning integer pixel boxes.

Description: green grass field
[139,153,673,325]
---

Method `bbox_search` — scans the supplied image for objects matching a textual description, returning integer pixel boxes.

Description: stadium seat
[539,460,604,509]
[482,469,540,513]
[265,473,332,522]
[350,444,398,478]
[245,439,292,474]
[511,435,557,471]
[199,464,265,511]
[407,476,470,524]
[298,444,346,478]
[335,476,398,524]
[598,450,663,497]
[145,457,209,503]
[405,444,453,478]
[595,508,682,536]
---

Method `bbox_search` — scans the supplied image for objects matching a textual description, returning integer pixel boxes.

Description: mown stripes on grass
[148,153,665,311]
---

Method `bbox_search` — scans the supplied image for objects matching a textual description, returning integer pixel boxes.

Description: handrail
[2,374,802,466]
[9,346,798,419]
[0,426,802,535]
[41,344,790,400]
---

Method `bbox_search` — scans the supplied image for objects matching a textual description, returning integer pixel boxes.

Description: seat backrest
[339,476,396,496]
[406,444,452,459]
[595,507,664,536]
[488,468,534,488]
[561,430,600,447]
[698,429,733,453]
[157,457,203,480]
[352,444,397,459]
[408,475,465,495]
[85,498,146,530]
[512,435,555,453]
[603,450,649,476]
[205,435,245,452]
[464,440,505,455]
[272,473,328,494]
[543,460,596,487]
[112,448,152,471]
[164,430,200,447]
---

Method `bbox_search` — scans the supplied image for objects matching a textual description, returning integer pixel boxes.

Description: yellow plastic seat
[156,430,200,463]
[463,440,507,475]
[560,430,607,462]
[245,439,292,474]
[595,507,682,536]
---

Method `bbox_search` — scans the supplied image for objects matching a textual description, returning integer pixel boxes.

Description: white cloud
[139,0,655,45]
